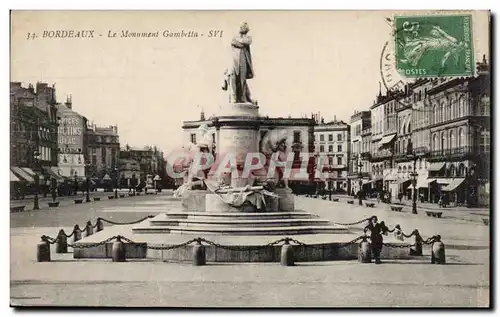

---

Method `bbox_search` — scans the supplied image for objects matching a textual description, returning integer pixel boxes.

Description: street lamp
[406,140,418,214]
[357,156,363,206]
[114,166,119,199]
[33,150,41,210]
[85,161,91,203]
[132,168,137,195]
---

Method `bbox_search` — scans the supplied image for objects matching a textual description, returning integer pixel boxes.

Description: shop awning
[43,167,63,180]
[442,178,465,192]
[11,167,34,183]
[416,178,436,188]
[10,170,20,182]
[395,178,411,185]
[363,179,375,184]
[22,167,44,181]
[379,134,397,147]
[428,162,445,172]
[436,178,453,185]
[383,168,399,181]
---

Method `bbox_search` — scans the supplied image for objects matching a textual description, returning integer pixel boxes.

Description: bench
[48,201,60,208]
[365,202,375,208]
[482,218,489,226]
[108,195,115,199]
[10,205,26,213]
[425,211,443,218]
[74,199,83,204]
[347,200,354,204]
[332,198,339,202]
[119,194,125,198]
[93,197,101,201]
[390,205,404,212]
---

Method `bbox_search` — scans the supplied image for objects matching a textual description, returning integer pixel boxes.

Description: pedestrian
[364,216,389,264]
[376,192,381,204]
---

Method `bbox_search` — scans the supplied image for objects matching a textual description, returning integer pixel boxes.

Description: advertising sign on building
[57,107,84,154]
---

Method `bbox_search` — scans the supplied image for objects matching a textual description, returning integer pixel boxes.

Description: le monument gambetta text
[28,29,223,40]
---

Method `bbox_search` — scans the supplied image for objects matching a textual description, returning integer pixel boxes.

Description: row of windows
[319,156,344,166]
[318,133,343,142]
[319,144,343,153]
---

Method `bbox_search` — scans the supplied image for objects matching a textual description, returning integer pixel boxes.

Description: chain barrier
[98,215,155,225]
[64,231,74,238]
[331,217,371,226]
[68,236,120,249]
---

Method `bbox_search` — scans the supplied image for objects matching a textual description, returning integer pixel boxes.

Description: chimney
[65,95,72,109]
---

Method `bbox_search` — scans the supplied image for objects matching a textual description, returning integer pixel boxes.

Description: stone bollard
[414,230,423,256]
[111,236,126,262]
[280,239,295,266]
[72,225,82,244]
[431,235,445,264]
[85,221,94,237]
[55,229,68,253]
[358,237,372,263]
[192,239,206,266]
[37,238,51,262]
[95,218,104,232]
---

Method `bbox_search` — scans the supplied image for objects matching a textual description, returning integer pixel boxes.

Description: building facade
[119,145,164,188]
[313,117,350,193]
[10,82,59,187]
[349,111,371,194]
[86,124,120,179]
[56,100,88,178]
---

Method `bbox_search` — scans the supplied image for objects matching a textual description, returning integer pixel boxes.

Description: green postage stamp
[395,14,474,78]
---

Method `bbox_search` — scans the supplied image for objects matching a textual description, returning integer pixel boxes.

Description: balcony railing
[428,146,475,161]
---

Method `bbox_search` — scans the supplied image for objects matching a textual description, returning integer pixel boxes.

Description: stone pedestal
[275,188,295,211]
[217,102,261,187]
[206,193,256,212]
[265,195,279,212]
[181,190,207,211]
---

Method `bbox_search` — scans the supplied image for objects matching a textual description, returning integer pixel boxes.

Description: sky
[10,10,490,155]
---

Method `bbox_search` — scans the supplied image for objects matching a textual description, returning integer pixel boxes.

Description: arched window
[396,140,400,154]
[440,101,446,122]
[480,128,490,153]
[407,121,411,134]
[458,164,465,177]
[480,95,490,116]
[450,98,456,119]
[441,132,446,151]
[458,128,465,148]
[458,96,465,117]
[450,165,456,177]
[402,139,406,154]
[419,159,423,170]
[432,134,438,151]
[398,166,402,175]
[450,130,455,149]
[433,104,438,124]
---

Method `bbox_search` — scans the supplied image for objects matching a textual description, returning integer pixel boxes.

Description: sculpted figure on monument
[222,22,255,104]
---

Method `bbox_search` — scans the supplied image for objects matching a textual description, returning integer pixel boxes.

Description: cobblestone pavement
[10,193,490,307]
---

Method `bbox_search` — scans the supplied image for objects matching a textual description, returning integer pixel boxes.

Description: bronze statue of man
[223,22,254,104]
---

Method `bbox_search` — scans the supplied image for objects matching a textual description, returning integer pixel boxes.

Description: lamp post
[406,140,418,214]
[357,158,363,206]
[85,162,91,203]
[33,150,40,210]
[132,168,137,195]
[114,166,118,199]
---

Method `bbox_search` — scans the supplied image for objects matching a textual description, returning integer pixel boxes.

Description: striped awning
[442,178,465,192]
[22,167,44,181]
[10,170,20,182]
[416,178,436,189]
[11,167,34,183]
[428,162,446,172]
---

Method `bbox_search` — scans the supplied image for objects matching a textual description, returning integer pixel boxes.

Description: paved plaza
[10,192,490,307]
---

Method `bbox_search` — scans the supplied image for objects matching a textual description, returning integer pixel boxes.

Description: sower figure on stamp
[364,216,390,264]
[222,22,255,104]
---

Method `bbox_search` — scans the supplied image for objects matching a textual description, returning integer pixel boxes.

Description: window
[433,104,438,124]
[337,157,342,166]
[480,129,490,153]
[337,134,342,141]
[319,145,324,152]
[480,95,489,116]
[458,96,465,117]
[190,133,197,144]
[441,132,446,150]
[320,134,324,142]
[450,130,455,149]
[328,156,334,165]
[328,145,333,152]
[101,147,106,165]
[293,131,301,143]
[91,155,97,166]
[212,133,216,144]
[337,145,342,152]
[458,128,464,148]
[433,134,438,151]
[328,134,333,141]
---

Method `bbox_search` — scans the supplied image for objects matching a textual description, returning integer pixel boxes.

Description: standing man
[364,216,389,264]
[229,22,254,104]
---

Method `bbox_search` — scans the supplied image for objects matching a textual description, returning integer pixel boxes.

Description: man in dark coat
[364,216,389,264]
